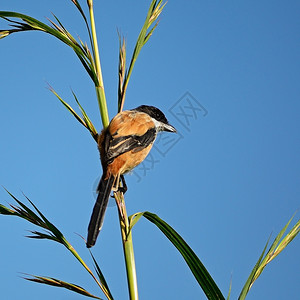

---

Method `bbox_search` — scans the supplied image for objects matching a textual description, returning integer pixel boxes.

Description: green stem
[62,239,112,299]
[88,0,109,128]
[95,86,109,128]
[115,192,139,300]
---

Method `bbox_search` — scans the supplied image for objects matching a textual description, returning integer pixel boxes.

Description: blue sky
[1,1,300,299]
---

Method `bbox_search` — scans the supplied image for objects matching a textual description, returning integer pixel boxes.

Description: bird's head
[134,105,177,133]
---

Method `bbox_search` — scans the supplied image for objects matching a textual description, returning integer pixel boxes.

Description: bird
[86,105,176,248]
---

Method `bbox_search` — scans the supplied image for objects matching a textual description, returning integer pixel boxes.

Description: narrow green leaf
[0,30,10,39]
[128,212,144,232]
[1,192,112,298]
[144,22,159,45]
[0,11,99,85]
[142,211,225,300]
[24,275,101,299]
[70,0,94,54]
[2,188,46,227]
[50,13,78,45]
[71,90,98,140]
[269,216,300,260]
[49,86,88,129]
[117,33,126,112]
[0,12,75,50]
[89,251,114,300]
[118,0,166,111]
[226,277,232,300]
[26,230,59,242]
[0,204,16,215]
[238,237,270,300]
[266,213,295,259]
[239,214,300,299]
[48,15,65,34]
[252,215,300,285]
[21,194,64,238]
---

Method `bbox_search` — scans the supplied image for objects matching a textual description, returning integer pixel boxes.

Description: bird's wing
[105,127,156,164]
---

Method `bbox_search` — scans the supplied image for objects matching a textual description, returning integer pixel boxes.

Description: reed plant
[0,1,299,299]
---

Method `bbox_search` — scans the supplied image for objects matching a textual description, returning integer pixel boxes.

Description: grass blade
[26,230,59,241]
[1,191,113,299]
[71,90,98,141]
[128,212,144,233]
[117,33,126,112]
[118,0,166,111]
[226,277,232,300]
[70,0,94,59]
[2,188,49,229]
[239,214,300,299]
[238,237,270,300]
[89,251,113,300]
[24,275,101,299]
[142,211,225,300]
[0,204,16,215]
[48,86,92,132]
[0,11,98,85]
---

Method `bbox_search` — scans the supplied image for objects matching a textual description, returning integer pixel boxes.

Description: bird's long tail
[87,174,115,248]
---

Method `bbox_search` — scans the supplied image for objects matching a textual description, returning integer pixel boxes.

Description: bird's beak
[163,123,177,133]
